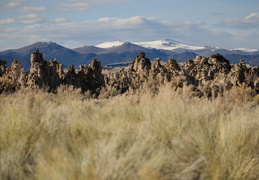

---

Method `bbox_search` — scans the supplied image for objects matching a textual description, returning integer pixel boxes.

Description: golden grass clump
[0,85,259,180]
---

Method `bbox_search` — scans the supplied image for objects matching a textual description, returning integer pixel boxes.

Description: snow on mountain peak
[95,39,207,51]
[133,39,206,51]
[95,39,259,52]
[231,48,258,52]
[96,40,125,48]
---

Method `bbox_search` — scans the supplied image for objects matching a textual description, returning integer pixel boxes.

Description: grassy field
[0,85,259,180]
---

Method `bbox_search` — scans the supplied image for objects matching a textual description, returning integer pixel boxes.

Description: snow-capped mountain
[96,39,207,51]
[96,39,259,53]
[133,39,207,51]
[230,48,258,53]
[96,40,125,48]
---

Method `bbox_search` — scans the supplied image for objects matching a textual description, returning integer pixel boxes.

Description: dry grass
[0,85,259,180]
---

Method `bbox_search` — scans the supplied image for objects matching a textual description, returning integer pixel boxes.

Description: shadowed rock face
[0,59,7,77]
[68,59,105,93]
[30,48,44,65]
[0,51,258,97]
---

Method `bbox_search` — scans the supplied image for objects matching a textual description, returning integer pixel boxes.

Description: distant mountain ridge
[0,42,86,70]
[0,39,259,70]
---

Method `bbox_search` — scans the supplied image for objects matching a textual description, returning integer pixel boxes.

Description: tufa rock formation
[105,52,259,97]
[27,49,63,91]
[0,59,26,92]
[0,49,105,94]
[0,51,258,97]
[0,59,7,77]
[64,59,105,93]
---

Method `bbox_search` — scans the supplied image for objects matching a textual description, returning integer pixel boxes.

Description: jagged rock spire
[30,48,44,65]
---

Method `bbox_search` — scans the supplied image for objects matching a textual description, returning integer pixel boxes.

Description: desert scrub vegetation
[0,84,259,180]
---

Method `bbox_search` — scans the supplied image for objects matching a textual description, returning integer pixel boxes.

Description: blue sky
[0,0,259,50]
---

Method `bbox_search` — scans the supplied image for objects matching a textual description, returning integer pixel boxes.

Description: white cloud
[221,12,259,29]
[0,18,15,25]
[60,2,92,11]
[6,2,21,8]
[10,0,27,2]
[0,16,257,51]
[52,18,69,23]
[16,6,46,13]
[17,13,45,24]
[3,1,46,13]
[0,14,69,25]
[67,0,133,3]
[59,0,133,11]
[0,14,46,25]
